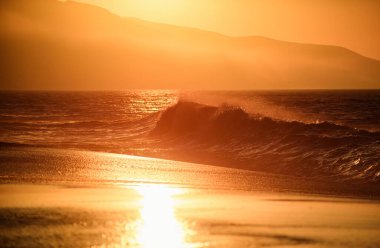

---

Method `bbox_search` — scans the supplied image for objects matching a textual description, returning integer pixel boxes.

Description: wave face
[150,101,380,183]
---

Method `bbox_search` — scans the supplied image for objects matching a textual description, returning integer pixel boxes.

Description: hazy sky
[2,0,380,89]
[74,0,380,60]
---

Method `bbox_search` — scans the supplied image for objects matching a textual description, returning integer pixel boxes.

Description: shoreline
[1,146,380,247]
[0,145,379,200]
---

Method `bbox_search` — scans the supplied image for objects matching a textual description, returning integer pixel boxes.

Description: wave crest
[150,101,380,183]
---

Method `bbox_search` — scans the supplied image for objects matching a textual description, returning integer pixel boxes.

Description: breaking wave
[149,101,380,183]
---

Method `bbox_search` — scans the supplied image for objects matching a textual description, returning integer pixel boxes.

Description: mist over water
[1,90,379,184]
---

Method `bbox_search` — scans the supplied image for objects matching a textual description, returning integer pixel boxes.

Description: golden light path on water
[131,184,195,248]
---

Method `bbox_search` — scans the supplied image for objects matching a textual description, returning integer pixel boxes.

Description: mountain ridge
[1,0,379,90]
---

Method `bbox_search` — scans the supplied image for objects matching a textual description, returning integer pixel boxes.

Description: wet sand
[1,184,380,248]
[0,147,380,247]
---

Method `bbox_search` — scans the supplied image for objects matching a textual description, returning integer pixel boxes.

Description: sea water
[1,90,379,184]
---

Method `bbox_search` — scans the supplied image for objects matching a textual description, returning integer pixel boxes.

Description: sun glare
[133,184,191,248]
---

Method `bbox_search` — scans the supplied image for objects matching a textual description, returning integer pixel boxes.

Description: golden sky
[75,0,380,60]
[2,0,379,90]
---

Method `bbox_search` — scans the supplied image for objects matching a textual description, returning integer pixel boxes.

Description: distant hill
[1,0,380,90]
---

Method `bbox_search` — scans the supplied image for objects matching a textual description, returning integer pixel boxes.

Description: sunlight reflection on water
[130,184,195,248]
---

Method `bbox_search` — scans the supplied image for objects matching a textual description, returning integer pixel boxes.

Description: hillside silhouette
[1,0,380,90]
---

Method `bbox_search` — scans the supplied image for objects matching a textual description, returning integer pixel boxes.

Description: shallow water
[0,146,378,196]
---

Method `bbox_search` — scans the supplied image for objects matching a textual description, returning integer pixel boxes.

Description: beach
[1,146,380,248]
[2,1,380,246]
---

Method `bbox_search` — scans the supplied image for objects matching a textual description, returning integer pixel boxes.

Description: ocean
[1,90,380,248]
[1,90,379,184]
